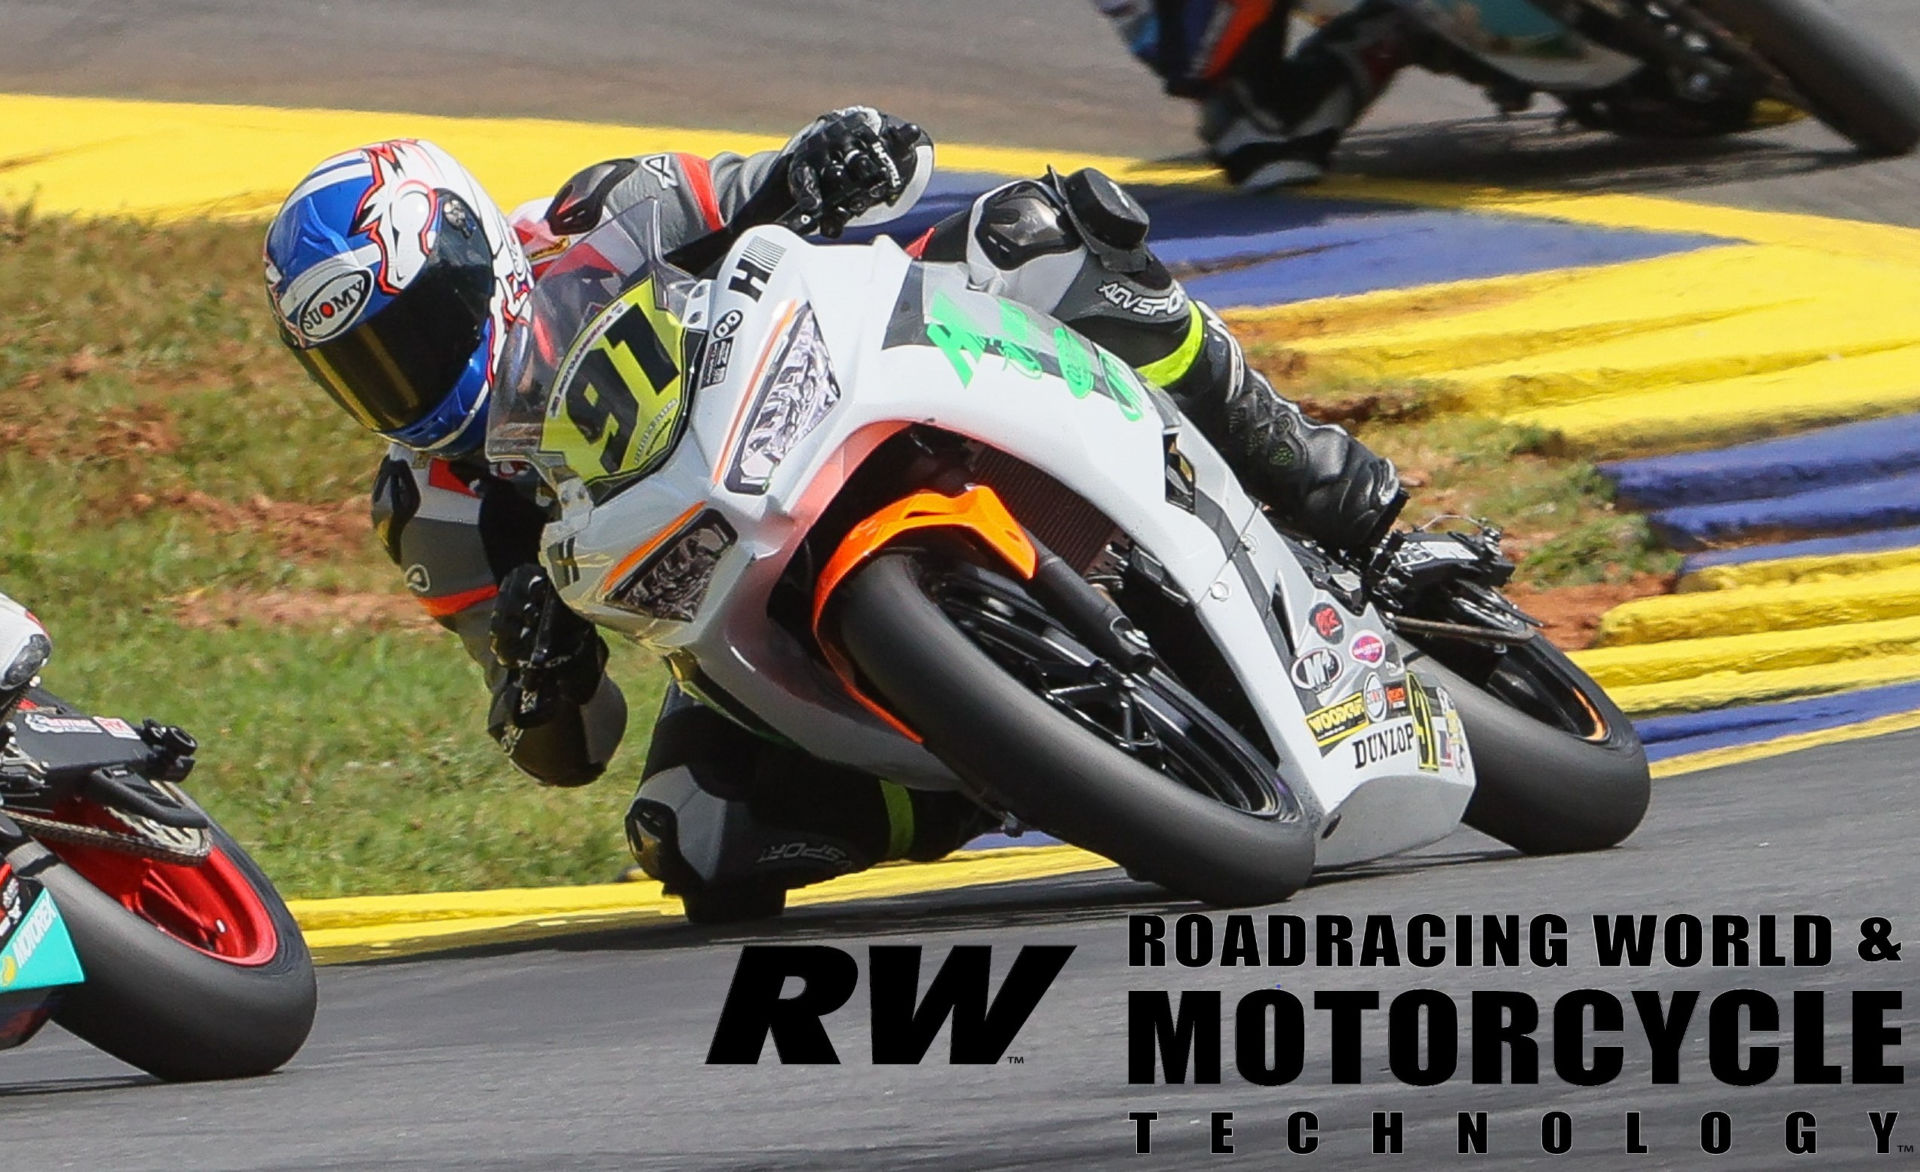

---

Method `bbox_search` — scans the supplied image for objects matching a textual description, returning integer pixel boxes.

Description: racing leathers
[376,110,1400,914]
[1094,0,1433,187]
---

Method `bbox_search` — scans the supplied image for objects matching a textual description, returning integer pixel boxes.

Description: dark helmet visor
[294,196,497,433]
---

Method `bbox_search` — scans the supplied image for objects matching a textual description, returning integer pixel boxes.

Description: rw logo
[706,944,1074,1064]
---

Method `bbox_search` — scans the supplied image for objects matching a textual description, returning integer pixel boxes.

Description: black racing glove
[782,108,924,238]
[486,564,608,742]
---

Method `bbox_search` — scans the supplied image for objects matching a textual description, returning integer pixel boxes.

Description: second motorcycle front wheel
[830,553,1315,907]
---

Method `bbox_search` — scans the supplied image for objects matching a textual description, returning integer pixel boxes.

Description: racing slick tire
[830,553,1316,907]
[1406,641,1650,856]
[13,812,315,1081]
[1697,0,1920,155]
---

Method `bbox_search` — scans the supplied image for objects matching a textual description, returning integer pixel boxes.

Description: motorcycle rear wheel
[1697,0,1920,155]
[831,553,1315,907]
[14,804,315,1081]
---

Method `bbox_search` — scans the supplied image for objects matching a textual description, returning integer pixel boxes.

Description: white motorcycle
[487,201,1649,910]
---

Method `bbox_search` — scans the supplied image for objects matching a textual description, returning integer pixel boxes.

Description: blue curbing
[868,172,1727,309]
[1682,524,1920,572]
[1636,681,1920,761]
[1604,414,1920,511]
[1647,470,1920,551]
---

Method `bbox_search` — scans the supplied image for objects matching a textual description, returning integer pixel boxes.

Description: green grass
[1,208,662,896]
[1251,346,1680,589]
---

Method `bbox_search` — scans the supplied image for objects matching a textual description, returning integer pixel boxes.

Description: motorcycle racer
[1093,0,1432,187]
[263,108,1402,919]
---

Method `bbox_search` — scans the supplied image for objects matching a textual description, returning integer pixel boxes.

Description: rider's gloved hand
[486,564,607,738]
[783,108,925,238]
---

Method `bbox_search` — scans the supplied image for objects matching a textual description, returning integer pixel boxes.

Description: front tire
[1407,641,1649,855]
[832,554,1315,907]
[15,815,316,1081]
[1697,0,1920,155]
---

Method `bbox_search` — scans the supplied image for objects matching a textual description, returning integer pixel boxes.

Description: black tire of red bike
[831,553,1315,907]
[1696,0,1920,155]
[16,821,316,1081]
[1405,645,1651,856]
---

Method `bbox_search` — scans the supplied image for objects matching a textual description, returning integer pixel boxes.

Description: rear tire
[15,818,315,1081]
[1407,644,1649,855]
[1697,0,1920,155]
[832,554,1315,907]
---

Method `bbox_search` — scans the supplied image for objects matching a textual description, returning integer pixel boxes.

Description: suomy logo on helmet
[296,269,373,342]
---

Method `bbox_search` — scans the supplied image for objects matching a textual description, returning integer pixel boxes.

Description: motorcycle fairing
[541,220,1475,860]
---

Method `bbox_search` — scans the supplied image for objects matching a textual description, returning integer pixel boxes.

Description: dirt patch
[168,588,432,633]
[0,403,180,461]
[122,489,367,562]
[1504,574,1675,651]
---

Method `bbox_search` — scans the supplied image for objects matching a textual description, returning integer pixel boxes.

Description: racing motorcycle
[487,196,1649,916]
[1299,0,1920,155]
[0,599,314,1080]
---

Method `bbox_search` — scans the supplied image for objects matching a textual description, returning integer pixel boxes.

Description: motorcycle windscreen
[487,200,699,503]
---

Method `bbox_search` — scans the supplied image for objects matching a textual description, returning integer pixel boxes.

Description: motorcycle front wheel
[1696,0,1920,155]
[12,802,316,1081]
[829,553,1316,907]
[1404,637,1650,856]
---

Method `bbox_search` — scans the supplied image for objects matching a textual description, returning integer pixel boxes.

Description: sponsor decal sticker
[711,309,744,340]
[1349,630,1386,667]
[1290,647,1342,691]
[1362,672,1389,723]
[1351,720,1418,768]
[1,896,55,986]
[1305,693,1370,751]
[1308,603,1345,643]
[700,336,735,388]
[21,713,97,735]
[93,716,141,740]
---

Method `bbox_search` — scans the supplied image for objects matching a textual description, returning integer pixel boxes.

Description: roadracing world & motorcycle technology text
[708,910,1909,1160]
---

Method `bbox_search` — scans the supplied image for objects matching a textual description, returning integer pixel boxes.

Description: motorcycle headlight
[724,303,840,495]
[605,511,738,622]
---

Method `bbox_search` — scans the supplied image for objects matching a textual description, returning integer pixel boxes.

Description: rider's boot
[1200,0,1429,188]
[624,684,987,922]
[920,170,1402,556]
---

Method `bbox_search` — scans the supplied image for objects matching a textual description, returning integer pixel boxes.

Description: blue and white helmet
[264,139,532,454]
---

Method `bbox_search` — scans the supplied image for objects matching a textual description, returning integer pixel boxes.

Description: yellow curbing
[0,92,1204,223]
[1603,652,1920,717]
[1647,707,1920,778]
[296,843,1112,964]
[1571,614,1920,690]
[1311,173,1920,264]
[1233,245,1920,455]
[1594,565,1920,646]
[1680,545,1920,593]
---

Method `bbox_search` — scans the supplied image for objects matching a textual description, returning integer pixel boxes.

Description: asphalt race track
[0,0,1916,225]
[10,732,1918,1170]
[3,3,1919,1167]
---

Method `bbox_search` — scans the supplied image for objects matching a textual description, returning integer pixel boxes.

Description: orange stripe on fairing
[600,502,705,597]
[712,299,801,486]
[809,486,1041,744]
[676,153,724,231]
[420,583,499,618]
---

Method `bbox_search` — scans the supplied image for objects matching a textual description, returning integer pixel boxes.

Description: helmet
[264,140,532,454]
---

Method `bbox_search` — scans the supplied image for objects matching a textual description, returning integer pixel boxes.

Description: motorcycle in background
[0,596,314,1080]
[1299,0,1920,155]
